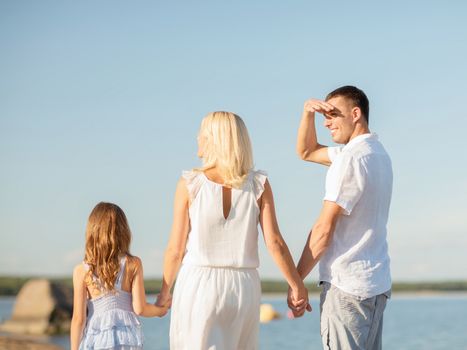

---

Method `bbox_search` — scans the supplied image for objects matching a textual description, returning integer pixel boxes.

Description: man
[288,86,392,350]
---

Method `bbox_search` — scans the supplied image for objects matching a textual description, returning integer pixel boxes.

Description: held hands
[303,99,335,115]
[287,285,312,318]
[155,292,172,317]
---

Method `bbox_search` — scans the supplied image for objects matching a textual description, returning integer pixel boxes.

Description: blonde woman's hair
[197,111,254,188]
[84,202,132,291]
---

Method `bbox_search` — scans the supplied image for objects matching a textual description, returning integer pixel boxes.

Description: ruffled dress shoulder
[182,169,267,200]
[249,169,268,200]
[182,169,205,202]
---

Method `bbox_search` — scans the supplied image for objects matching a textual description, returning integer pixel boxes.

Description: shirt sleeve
[324,154,367,215]
[327,146,344,162]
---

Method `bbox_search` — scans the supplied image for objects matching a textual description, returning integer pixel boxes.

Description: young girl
[71,202,168,350]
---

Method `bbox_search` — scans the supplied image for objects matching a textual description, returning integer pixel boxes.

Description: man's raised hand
[303,99,335,115]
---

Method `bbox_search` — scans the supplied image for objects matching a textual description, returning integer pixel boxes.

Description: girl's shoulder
[126,254,142,266]
[72,263,89,290]
[78,261,100,291]
[73,262,87,279]
[125,255,142,277]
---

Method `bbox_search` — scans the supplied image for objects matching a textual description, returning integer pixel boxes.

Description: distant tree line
[1,277,466,296]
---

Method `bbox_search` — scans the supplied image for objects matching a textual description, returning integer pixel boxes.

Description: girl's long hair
[84,202,132,291]
[197,111,254,188]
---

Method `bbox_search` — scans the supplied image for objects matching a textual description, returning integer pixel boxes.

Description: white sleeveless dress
[170,170,267,350]
[80,256,143,350]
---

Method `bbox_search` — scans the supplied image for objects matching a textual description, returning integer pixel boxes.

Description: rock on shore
[0,279,72,335]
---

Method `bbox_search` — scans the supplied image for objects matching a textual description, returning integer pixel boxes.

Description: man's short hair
[326,86,369,124]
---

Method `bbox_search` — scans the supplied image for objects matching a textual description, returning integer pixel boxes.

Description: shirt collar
[342,132,378,151]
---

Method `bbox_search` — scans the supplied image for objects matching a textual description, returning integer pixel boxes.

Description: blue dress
[80,256,143,350]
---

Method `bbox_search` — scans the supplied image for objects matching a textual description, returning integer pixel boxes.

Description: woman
[157,111,310,350]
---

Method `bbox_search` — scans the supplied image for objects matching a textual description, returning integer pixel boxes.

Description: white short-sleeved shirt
[320,133,393,299]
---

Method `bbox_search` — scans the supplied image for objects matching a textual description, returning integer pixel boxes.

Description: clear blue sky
[1,1,466,281]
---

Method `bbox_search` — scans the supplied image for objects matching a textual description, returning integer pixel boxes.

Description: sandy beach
[0,334,63,350]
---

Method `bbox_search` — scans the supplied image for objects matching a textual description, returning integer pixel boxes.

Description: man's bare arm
[296,99,335,166]
[296,200,342,279]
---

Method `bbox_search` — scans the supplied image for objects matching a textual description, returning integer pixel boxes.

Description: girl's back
[80,255,143,350]
[71,202,168,350]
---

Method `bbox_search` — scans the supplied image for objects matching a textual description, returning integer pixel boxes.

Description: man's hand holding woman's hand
[287,284,312,318]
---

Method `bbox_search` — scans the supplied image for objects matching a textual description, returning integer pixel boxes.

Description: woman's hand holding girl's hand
[156,292,172,309]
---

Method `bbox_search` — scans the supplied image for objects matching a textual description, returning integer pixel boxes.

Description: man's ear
[351,107,362,123]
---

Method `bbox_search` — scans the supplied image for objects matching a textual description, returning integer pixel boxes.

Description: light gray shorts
[320,282,390,350]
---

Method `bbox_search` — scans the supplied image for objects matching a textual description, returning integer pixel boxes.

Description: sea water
[1,294,466,349]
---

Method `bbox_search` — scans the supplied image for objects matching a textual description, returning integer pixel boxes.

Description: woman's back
[181,169,267,269]
[161,111,309,350]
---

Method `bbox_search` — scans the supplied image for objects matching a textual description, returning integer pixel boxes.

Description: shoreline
[2,276,467,296]
[0,334,63,350]
[259,290,467,300]
[1,290,467,300]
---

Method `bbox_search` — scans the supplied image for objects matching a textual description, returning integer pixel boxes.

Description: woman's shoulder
[181,168,203,179]
[250,169,268,179]
[181,169,206,201]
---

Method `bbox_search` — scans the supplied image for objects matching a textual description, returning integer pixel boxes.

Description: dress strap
[82,261,105,292]
[82,261,98,283]
[115,256,127,290]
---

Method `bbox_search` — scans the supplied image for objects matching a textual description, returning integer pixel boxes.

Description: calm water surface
[1,294,466,349]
